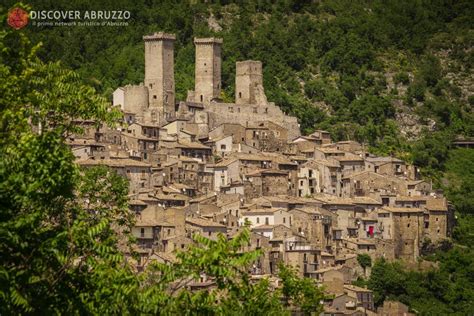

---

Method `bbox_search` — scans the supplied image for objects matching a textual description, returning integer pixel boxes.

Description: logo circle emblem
[8,8,29,30]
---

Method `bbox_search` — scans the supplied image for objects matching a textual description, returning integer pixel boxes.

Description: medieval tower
[193,37,223,103]
[235,60,267,105]
[143,32,176,115]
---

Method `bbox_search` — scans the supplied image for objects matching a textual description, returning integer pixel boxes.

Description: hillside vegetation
[14,0,473,154]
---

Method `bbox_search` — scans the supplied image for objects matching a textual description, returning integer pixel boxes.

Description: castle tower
[194,37,223,104]
[235,60,267,105]
[143,32,176,115]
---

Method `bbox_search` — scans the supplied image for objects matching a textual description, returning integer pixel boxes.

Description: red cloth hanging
[368,226,374,236]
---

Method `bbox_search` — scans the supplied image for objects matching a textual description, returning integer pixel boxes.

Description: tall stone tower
[143,32,176,115]
[235,60,267,105]
[194,37,222,104]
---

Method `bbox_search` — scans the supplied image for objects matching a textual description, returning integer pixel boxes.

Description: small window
[200,95,203,102]
[239,92,242,98]
[256,217,260,224]
[153,95,157,99]
[283,217,286,224]
[140,228,145,237]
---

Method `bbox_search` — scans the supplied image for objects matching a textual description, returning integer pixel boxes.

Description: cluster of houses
[69,32,453,315]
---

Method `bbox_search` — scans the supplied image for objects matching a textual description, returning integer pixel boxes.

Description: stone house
[185,217,227,240]
[126,122,161,139]
[162,234,194,253]
[133,217,176,250]
[175,140,212,162]
[234,153,274,174]
[208,123,246,145]
[406,179,432,196]
[341,171,406,200]
[239,208,292,229]
[289,207,333,251]
[205,135,233,157]
[121,132,159,162]
[313,159,342,196]
[379,207,424,262]
[243,169,290,199]
[297,161,321,197]
[162,159,179,185]
[210,158,240,192]
[77,157,152,194]
[330,140,364,153]
[343,284,375,311]
[178,156,200,187]
[314,147,346,160]
[280,238,321,278]
[424,197,449,242]
[365,156,407,178]
[334,153,365,176]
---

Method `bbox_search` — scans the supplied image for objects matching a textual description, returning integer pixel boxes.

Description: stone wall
[206,101,300,140]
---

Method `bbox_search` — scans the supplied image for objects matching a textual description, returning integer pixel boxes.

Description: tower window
[200,95,203,102]
[153,95,157,99]
[239,92,242,98]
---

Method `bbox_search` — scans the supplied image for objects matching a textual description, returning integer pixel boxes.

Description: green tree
[357,254,372,276]
[278,264,325,315]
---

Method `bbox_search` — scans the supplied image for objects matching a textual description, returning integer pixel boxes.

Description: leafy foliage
[357,254,372,270]
[367,253,474,315]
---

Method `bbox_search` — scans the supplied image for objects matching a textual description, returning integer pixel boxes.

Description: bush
[394,71,410,85]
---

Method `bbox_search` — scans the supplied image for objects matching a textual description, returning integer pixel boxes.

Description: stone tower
[143,32,176,115]
[194,37,223,104]
[235,60,267,105]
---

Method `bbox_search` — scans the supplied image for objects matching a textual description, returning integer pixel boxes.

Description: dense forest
[1,0,473,314]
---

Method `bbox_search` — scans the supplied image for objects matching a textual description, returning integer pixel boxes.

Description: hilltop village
[69,32,454,315]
